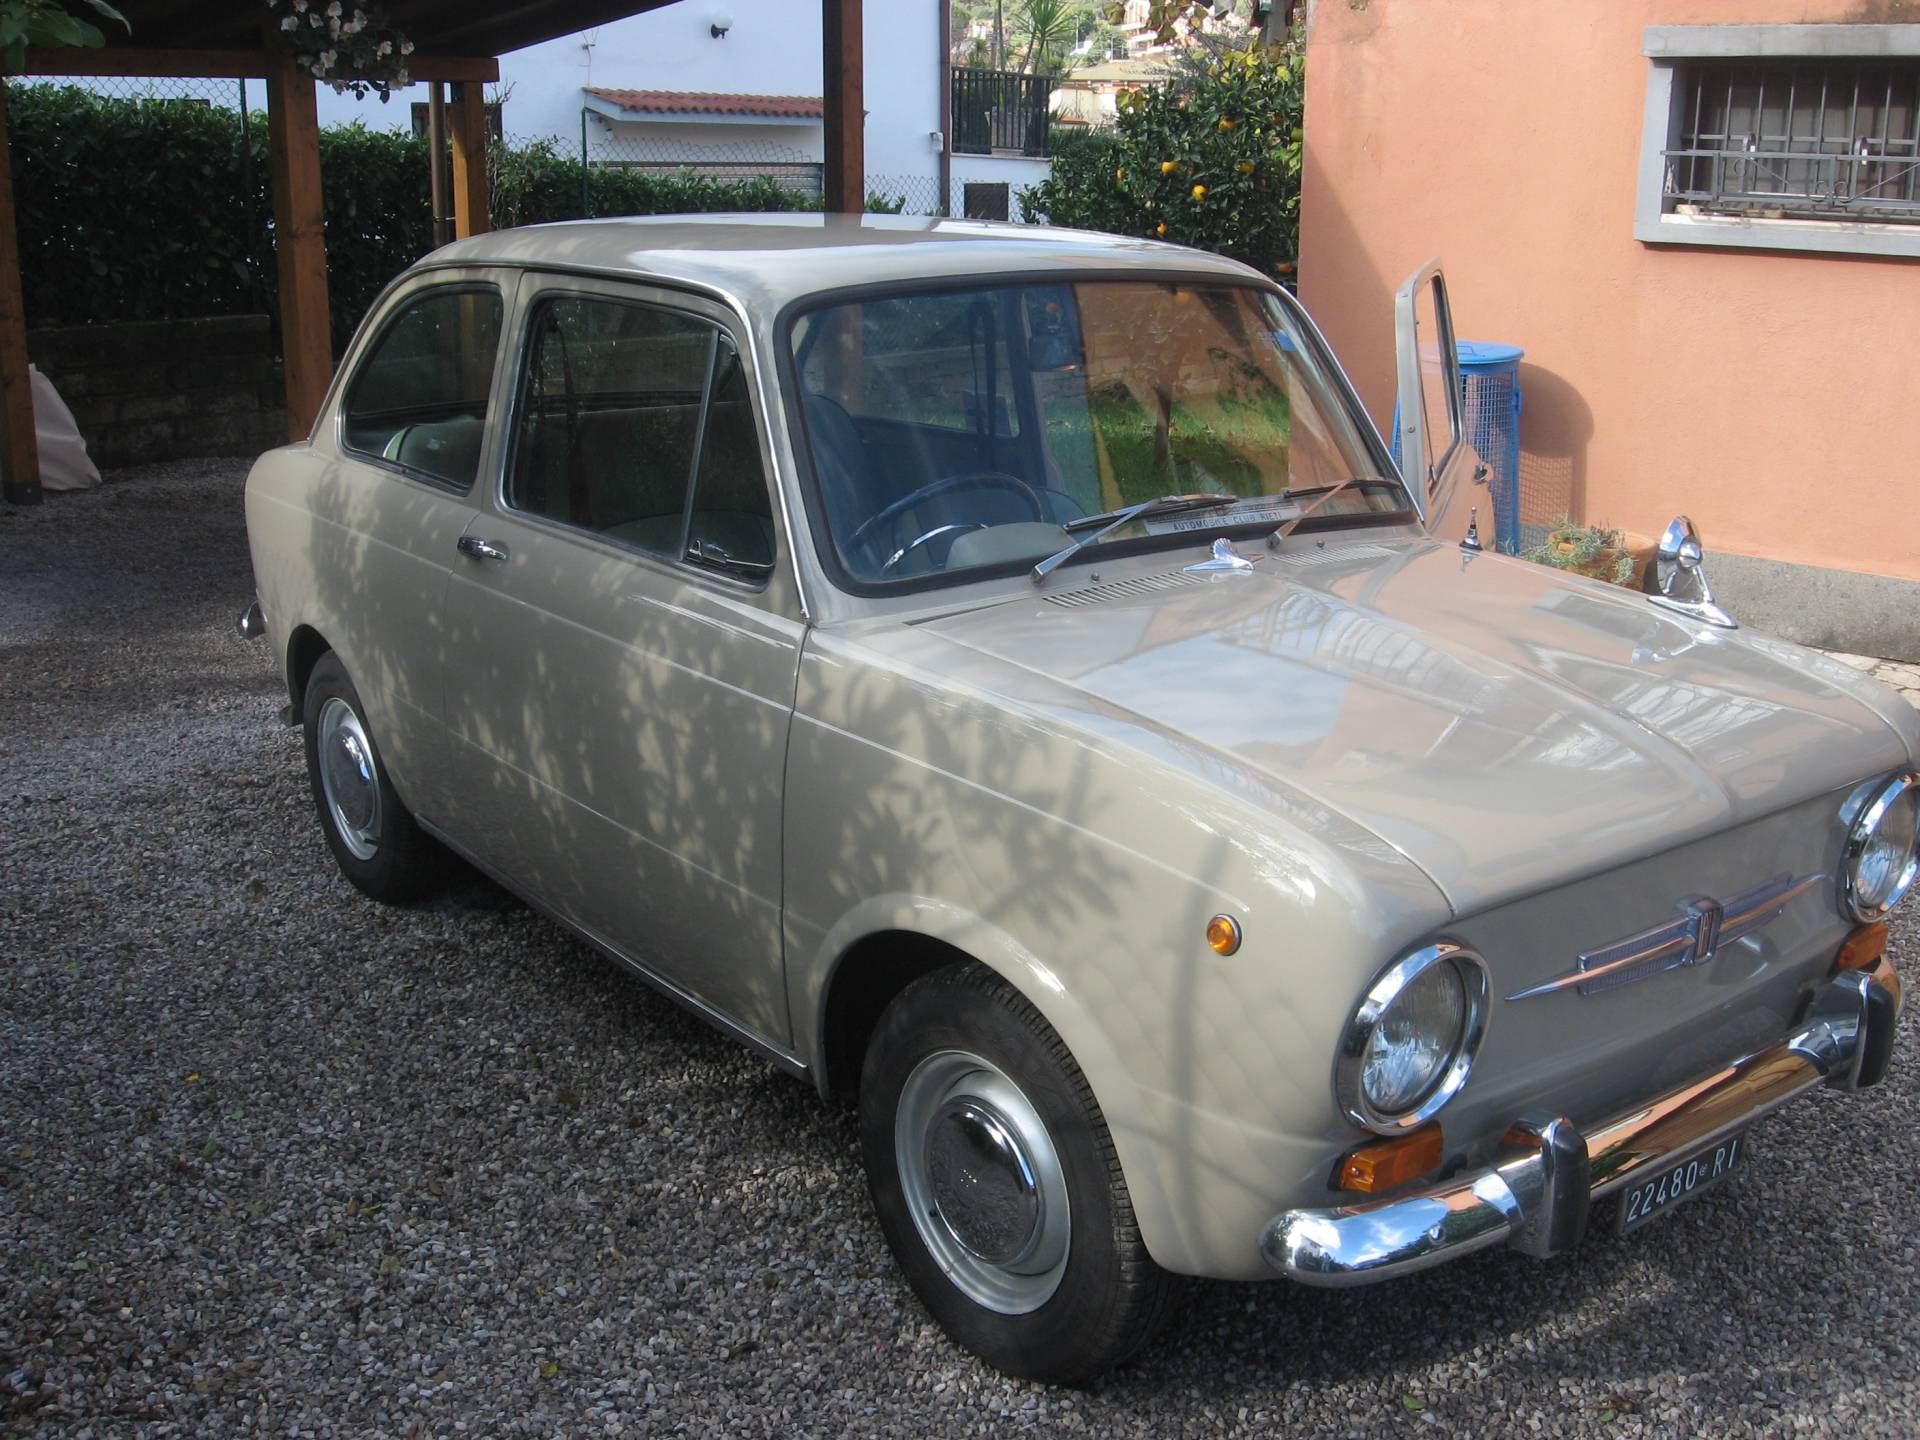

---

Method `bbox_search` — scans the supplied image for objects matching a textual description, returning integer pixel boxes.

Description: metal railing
[951,66,1053,158]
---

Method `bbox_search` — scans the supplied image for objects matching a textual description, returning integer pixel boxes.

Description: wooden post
[266,47,332,441]
[449,80,489,239]
[0,79,40,505]
[823,0,864,214]
[937,0,952,216]
[427,81,451,249]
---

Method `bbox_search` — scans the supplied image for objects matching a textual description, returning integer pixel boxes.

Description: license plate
[1617,1131,1746,1234]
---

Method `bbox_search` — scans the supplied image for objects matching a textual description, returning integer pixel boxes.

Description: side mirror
[1646,515,1736,629]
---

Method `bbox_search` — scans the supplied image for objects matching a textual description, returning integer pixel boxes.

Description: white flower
[325,1,341,15]
[280,13,298,28]
[292,0,307,10]
[393,67,410,85]
[399,38,413,54]
[376,38,391,55]
[319,48,337,68]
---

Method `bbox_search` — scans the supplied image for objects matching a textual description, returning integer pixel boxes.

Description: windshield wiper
[1032,493,1236,583]
[1264,476,1408,547]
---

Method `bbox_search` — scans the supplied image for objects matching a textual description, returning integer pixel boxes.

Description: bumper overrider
[1263,947,1902,1287]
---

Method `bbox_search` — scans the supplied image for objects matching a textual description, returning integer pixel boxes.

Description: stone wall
[29,315,289,471]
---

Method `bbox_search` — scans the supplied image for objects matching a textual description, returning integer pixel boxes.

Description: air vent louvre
[1043,570,1209,609]
[1275,543,1398,569]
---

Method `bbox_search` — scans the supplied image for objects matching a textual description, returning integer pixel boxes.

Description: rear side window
[341,286,503,490]
[508,293,775,576]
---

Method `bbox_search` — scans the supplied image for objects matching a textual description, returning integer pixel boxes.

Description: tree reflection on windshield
[789,279,1404,586]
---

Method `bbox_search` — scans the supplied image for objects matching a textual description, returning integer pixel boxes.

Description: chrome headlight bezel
[1335,942,1490,1135]
[1841,771,1920,922]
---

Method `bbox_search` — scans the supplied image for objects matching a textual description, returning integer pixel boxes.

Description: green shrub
[1022,44,1304,280]
[9,86,820,346]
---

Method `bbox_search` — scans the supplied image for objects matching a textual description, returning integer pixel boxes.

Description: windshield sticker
[1141,500,1302,535]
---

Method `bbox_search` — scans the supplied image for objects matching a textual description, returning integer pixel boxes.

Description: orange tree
[1022,44,1303,281]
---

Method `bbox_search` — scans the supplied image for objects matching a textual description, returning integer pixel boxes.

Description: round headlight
[1843,773,1920,922]
[1336,943,1488,1133]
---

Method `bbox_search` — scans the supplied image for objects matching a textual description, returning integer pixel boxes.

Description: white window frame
[1636,24,1920,259]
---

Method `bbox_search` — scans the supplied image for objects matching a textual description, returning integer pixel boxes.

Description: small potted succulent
[1522,517,1654,589]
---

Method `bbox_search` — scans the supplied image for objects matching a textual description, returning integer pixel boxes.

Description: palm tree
[1015,0,1084,74]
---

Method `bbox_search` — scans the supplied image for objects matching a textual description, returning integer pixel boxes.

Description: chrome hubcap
[896,1050,1069,1314]
[317,696,381,862]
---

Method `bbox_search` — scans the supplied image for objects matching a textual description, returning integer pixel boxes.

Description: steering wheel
[847,470,1046,552]
[881,522,988,574]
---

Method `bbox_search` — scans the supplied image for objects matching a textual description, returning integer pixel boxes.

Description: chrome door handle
[457,535,510,563]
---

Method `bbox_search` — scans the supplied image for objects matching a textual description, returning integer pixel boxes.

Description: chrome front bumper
[1263,951,1901,1287]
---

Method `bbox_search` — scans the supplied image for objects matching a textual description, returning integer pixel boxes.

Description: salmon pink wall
[1298,0,1920,582]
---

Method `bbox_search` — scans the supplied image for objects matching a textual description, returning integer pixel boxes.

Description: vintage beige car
[241,215,1916,1382]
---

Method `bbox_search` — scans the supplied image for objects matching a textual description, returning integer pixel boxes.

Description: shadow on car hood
[918,537,1910,913]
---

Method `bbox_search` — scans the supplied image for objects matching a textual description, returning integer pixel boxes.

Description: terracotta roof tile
[585,87,823,120]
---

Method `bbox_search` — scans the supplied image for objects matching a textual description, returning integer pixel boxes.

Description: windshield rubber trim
[772,269,1412,601]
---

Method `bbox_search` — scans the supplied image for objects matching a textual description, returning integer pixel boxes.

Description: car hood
[916,537,1914,914]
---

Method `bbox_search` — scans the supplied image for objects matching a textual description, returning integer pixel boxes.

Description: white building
[295,0,1051,217]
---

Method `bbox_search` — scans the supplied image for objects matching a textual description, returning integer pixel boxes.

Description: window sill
[1634,210,1920,260]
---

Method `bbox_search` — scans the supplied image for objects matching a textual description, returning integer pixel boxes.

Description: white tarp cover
[32,365,101,492]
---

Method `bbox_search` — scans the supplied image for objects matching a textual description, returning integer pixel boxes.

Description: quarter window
[508,295,775,574]
[342,287,503,489]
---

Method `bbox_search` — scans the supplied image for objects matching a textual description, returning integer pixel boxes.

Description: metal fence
[951,66,1053,158]
[16,73,248,107]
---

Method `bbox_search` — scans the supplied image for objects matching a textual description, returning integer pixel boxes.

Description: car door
[308,276,511,822]
[1393,260,1485,546]
[438,276,804,1045]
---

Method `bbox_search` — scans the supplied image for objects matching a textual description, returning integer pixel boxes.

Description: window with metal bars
[1665,58,1920,222]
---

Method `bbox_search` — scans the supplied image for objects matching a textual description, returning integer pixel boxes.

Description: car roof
[421,212,1267,314]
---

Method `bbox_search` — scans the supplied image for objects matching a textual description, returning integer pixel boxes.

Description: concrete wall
[1297,0,1920,649]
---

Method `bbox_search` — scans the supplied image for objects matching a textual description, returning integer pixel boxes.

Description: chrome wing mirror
[1647,515,1736,629]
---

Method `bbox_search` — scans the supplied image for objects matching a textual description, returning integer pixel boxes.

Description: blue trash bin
[1390,341,1525,553]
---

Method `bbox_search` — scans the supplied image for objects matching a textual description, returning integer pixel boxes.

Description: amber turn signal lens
[1206,914,1242,956]
[1336,1125,1444,1193]
[1834,922,1890,974]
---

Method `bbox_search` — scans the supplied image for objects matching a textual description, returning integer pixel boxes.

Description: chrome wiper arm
[1032,492,1236,583]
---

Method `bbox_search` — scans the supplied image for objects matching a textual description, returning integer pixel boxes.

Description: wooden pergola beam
[822,0,863,214]
[265,46,331,442]
[20,45,499,81]
[0,79,40,505]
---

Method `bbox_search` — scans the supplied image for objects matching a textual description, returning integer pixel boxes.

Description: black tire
[301,651,444,903]
[859,964,1176,1384]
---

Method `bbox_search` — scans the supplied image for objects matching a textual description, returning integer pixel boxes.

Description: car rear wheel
[859,964,1175,1383]
[301,652,444,902]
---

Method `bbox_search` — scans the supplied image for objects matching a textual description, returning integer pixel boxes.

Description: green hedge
[10,86,822,346]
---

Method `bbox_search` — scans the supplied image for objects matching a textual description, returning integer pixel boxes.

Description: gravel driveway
[4,460,1917,1438]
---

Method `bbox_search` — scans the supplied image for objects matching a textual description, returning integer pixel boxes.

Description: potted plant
[1522,517,1654,588]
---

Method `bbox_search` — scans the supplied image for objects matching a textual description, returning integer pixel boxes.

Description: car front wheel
[859,964,1175,1383]
[301,652,443,902]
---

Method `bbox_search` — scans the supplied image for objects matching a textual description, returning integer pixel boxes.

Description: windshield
[787,279,1408,589]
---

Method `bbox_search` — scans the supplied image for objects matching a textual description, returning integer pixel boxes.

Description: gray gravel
[4,459,1918,1438]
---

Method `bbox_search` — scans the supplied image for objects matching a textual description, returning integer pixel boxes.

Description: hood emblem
[1183,538,1261,575]
[1507,871,1824,1001]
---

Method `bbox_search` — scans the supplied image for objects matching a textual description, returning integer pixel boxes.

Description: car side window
[341,286,503,490]
[508,294,775,576]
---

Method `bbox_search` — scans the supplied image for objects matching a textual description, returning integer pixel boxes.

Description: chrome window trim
[1841,771,1920,922]
[1335,942,1489,1135]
